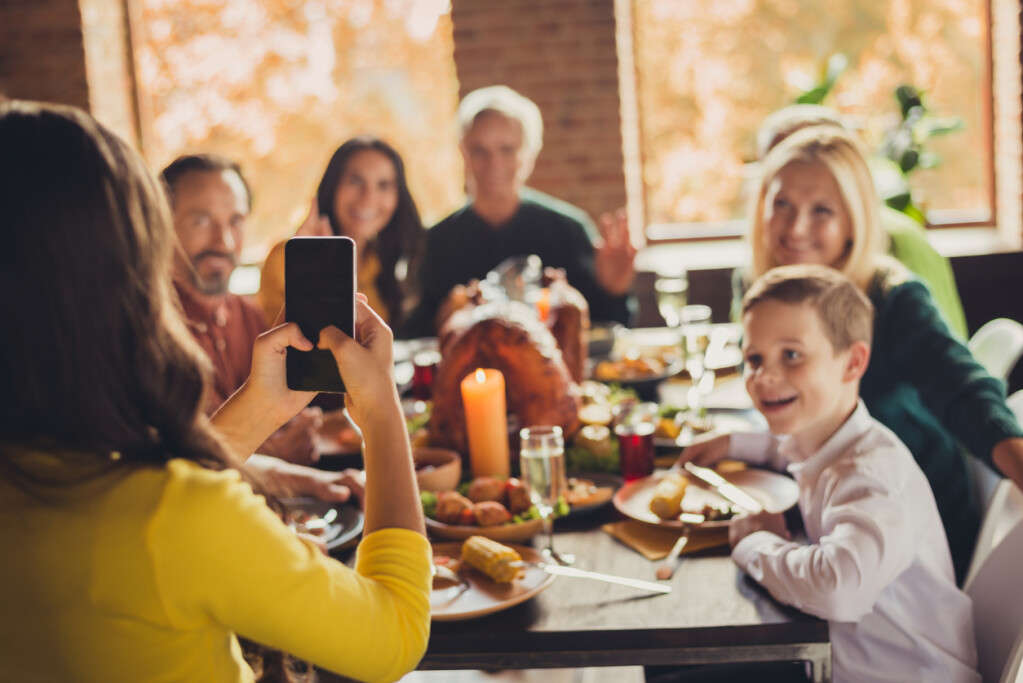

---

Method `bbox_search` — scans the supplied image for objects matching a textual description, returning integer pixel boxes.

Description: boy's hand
[729,510,790,548]
[675,431,731,468]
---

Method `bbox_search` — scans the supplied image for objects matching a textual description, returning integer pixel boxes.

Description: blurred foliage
[135,0,463,260]
[634,0,989,227]
[796,60,965,224]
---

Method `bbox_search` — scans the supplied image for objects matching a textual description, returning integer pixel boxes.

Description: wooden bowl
[414,447,462,492]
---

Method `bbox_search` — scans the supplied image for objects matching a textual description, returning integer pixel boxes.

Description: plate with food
[558,472,622,519]
[430,537,556,621]
[281,497,364,551]
[422,476,545,542]
[613,466,799,529]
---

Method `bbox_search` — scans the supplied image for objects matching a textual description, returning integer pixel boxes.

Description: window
[132,0,463,260]
[632,0,1016,241]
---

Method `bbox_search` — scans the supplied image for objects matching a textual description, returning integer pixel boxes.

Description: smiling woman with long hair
[0,100,429,683]
[257,136,425,332]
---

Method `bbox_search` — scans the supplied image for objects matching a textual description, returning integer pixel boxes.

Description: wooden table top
[420,507,828,672]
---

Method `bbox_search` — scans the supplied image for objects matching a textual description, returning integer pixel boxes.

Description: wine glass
[519,425,573,565]
[680,305,712,411]
[654,268,688,329]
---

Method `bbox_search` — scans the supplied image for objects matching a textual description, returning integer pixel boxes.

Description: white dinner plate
[613,468,799,529]
[430,542,556,621]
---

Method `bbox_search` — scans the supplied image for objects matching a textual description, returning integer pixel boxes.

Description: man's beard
[191,250,237,296]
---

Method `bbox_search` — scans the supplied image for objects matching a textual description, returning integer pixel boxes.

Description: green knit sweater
[860,270,1023,582]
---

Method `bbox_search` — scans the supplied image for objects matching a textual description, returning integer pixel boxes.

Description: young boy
[682,264,978,682]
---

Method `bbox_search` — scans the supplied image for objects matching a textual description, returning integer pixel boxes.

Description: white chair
[964,479,1023,590]
[1000,630,1023,683]
[969,319,1023,383]
[964,516,1023,682]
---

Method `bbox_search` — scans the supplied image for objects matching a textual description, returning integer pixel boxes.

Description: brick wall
[451,0,627,226]
[0,0,91,110]
[0,0,137,145]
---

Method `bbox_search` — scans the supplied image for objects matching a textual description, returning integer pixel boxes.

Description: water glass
[654,269,689,329]
[680,305,712,407]
[520,425,569,563]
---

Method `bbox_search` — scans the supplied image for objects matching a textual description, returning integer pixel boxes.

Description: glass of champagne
[519,425,572,565]
[681,305,713,410]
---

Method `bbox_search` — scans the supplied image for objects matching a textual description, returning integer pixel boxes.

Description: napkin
[602,520,729,560]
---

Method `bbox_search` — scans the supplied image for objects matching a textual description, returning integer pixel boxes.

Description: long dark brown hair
[316,136,424,328]
[0,100,309,683]
[0,100,239,471]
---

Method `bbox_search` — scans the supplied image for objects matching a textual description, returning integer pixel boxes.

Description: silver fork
[432,563,470,602]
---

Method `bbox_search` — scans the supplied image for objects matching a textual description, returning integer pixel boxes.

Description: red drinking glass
[412,350,441,401]
[616,421,656,482]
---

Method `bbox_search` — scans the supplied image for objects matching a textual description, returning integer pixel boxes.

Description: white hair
[458,85,544,170]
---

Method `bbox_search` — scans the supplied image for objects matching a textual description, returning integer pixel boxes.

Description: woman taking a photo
[0,101,430,682]
[258,136,425,333]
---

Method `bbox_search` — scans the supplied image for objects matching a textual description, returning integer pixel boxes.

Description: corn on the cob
[460,535,523,583]
[649,472,689,520]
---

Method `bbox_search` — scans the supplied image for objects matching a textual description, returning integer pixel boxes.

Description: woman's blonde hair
[748,126,885,292]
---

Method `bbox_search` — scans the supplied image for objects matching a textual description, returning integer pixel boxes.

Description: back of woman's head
[749,126,884,291]
[0,100,224,467]
[316,136,424,322]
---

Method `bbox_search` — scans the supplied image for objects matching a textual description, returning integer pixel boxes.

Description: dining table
[414,503,831,682]
[319,330,832,682]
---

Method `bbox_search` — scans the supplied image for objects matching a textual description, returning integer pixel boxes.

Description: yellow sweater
[0,449,431,683]
[257,238,388,325]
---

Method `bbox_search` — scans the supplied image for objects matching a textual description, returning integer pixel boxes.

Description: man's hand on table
[259,407,324,465]
[247,454,365,508]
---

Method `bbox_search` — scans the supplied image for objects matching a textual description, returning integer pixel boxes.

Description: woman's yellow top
[0,448,431,683]
[258,238,388,325]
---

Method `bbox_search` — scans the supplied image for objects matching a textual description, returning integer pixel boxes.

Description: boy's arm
[730,456,916,622]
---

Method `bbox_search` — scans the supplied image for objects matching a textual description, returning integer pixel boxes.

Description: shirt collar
[782,399,873,480]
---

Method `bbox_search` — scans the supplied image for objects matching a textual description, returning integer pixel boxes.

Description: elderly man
[403,85,636,338]
[162,154,325,465]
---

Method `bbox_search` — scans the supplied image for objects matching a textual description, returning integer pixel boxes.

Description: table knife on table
[683,461,764,514]
[519,562,672,594]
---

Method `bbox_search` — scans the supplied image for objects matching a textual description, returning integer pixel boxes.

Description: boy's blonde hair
[743,264,874,352]
[749,126,885,292]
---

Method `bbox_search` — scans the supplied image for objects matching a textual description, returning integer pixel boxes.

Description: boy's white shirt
[729,400,979,683]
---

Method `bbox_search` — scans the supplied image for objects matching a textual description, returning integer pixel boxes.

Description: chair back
[968,319,1023,383]
[1000,630,1023,683]
[965,517,1023,682]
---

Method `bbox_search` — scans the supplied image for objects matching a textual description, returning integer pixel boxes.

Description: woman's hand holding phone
[317,295,424,536]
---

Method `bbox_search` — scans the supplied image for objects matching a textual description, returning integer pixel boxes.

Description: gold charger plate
[425,516,544,542]
[430,542,556,621]
[613,468,799,529]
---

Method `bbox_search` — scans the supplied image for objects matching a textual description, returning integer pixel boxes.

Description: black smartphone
[285,236,356,393]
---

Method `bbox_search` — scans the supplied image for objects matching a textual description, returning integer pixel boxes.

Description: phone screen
[285,236,356,393]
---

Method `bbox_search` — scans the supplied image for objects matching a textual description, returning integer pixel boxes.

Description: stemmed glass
[681,305,713,411]
[519,425,573,565]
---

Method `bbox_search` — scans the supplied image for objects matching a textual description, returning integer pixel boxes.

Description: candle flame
[475,368,486,383]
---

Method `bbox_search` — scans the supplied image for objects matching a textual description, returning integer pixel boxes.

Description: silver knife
[520,562,672,594]
[684,461,764,514]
